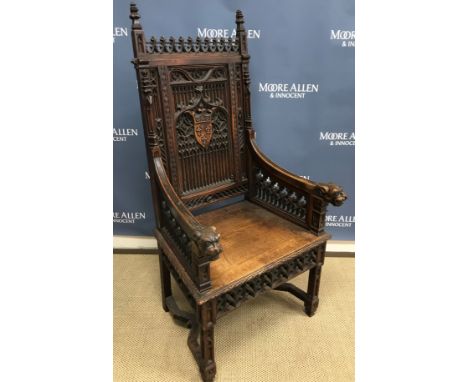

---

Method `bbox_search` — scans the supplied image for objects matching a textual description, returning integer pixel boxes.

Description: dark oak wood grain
[129,4,347,381]
[197,201,325,290]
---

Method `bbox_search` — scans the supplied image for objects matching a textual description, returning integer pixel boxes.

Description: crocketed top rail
[145,36,240,54]
[130,2,247,55]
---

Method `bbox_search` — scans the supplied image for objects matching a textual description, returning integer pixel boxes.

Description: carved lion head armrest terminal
[314,183,348,207]
[192,226,223,261]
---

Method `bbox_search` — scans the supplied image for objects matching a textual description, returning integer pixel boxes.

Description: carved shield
[192,109,213,148]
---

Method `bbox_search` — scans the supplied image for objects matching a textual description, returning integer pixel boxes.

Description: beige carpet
[114,254,354,382]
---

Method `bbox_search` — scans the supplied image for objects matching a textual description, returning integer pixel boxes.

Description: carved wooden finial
[130,3,146,57]
[130,2,142,30]
[236,10,245,31]
[236,9,248,56]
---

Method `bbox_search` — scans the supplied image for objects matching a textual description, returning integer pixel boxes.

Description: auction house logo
[325,215,355,228]
[113,27,128,43]
[330,29,355,48]
[113,128,138,142]
[197,28,261,39]
[258,82,319,99]
[113,211,146,224]
[319,131,355,146]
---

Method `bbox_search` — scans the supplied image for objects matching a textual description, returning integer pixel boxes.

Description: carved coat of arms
[175,84,227,150]
[191,108,213,148]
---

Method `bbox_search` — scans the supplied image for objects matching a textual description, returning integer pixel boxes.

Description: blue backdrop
[113,0,355,240]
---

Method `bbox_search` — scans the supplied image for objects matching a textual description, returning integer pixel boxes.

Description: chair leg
[190,300,217,382]
[305,263,322,317]
[158,251,172,312]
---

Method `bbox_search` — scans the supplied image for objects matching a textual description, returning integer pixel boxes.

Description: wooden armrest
[246,129,347,235]
[153,151,222,291]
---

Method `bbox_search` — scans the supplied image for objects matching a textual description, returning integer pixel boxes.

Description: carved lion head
[319,183,348,206]
[194,226,223,258]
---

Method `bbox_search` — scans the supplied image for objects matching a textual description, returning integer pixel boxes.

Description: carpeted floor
[114,254,354,382]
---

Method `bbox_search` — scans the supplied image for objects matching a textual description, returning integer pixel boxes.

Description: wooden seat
[129,4,347,381]
[197,201,326,290]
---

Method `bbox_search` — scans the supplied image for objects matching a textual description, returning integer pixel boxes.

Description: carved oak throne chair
[129,4,347,381]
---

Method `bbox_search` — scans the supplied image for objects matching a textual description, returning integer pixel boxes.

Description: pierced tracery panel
[216,244,323,316]
[172,82,228,119]
[173,73,234,194]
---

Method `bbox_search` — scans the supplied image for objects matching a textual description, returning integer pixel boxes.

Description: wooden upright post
[130,2,146,57]
[236,10,253,132]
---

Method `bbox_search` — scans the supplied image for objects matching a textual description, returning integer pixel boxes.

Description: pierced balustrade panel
[160,198,194,271]
[159,193,218,292]
[253,167,309,224]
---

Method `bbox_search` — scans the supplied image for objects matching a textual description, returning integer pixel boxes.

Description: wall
[113,0,355,240]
